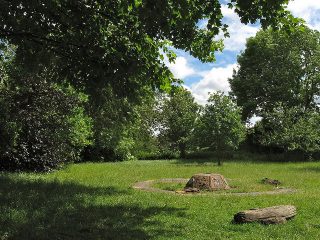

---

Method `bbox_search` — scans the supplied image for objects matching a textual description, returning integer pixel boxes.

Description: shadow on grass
[0,175,185,240]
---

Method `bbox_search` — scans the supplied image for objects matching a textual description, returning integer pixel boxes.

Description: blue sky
[166,0,320,105]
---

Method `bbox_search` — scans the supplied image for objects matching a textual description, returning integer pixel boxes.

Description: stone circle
[132,177,297,196]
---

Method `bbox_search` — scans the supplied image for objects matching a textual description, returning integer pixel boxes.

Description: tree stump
[185,173,230,191]
[233,205,296,224]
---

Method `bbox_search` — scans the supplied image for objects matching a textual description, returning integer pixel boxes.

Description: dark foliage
[137,149,179,160]
[0,1,304,169]
[0,76,90,171]
[0,1,296,106]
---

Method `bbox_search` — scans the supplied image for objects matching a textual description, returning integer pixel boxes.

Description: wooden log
[233,205,296,224]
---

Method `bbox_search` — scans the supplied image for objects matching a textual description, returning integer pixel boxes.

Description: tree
[253,106,320,158]
[0,42,93,171]
[194,92,245,165]
[0,42,15,86]
[229,27,320,155]
[0,1,301,168]
[229,27,320,121]
[85,88,160,161]
[160,87,199,158]
[83,86,138,161]
[0,75,93,171]
[129,92,161,159]
[0,1,298,101]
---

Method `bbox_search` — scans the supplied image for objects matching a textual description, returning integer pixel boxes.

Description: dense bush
[249,106,320,159]
[0,76,93,171]
[136,149,179,160]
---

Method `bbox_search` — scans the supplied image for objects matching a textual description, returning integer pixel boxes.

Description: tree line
[231,27,320,159]
[1,1,317,171]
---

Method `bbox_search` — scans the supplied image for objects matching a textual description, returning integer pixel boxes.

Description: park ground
[1,159,320,239]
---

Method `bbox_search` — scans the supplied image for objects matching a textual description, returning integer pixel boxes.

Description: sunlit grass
[152,182,186,191]
[152,178,277,193]
[1,159,320,239]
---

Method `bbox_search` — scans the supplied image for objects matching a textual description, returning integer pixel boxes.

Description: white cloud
[167,0,320,105]
[166,56,195,79]
[248,115,262,127]
[218,1,320,52]
[190,64,237,105]
[219,5,259,51]
[287,0,320,30]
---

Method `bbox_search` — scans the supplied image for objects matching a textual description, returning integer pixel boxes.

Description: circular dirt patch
[132,178,297,196]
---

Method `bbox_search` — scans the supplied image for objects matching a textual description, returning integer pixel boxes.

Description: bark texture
[234,205,296,224]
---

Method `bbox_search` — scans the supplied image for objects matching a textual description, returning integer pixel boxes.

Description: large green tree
[0,1,300,167]
[229,27,320,121]
[0,76,93,171]
[85,88,160,161]
[230,28,320,155]
[0,43,93,171]
[129,91,161,159]
[160,87,199,158]
[0,0,298,99]
[194,92,245,165]
[252,106,320,158]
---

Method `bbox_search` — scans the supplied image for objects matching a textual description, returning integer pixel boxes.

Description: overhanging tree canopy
[0,0,297,98]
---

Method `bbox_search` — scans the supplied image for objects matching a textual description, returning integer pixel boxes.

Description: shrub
[0,76,93,171]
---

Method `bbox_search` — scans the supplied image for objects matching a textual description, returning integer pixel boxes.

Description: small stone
[184,187,200,193]
[262,178,281,186]
[175,190,186,194]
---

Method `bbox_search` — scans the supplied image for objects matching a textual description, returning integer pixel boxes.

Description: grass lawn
[1,159,320,239]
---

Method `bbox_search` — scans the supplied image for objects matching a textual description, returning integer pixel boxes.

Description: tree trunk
[217,158,222,166]
[233,205,296,224]
[179,144,186,159]
[217,150,222,166]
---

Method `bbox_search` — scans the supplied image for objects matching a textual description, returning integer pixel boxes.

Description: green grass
[152,178,277,193]
[1,159,320,239]
[152,182,187,192]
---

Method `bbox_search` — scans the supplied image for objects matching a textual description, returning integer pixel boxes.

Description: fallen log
[233,205,296,224]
